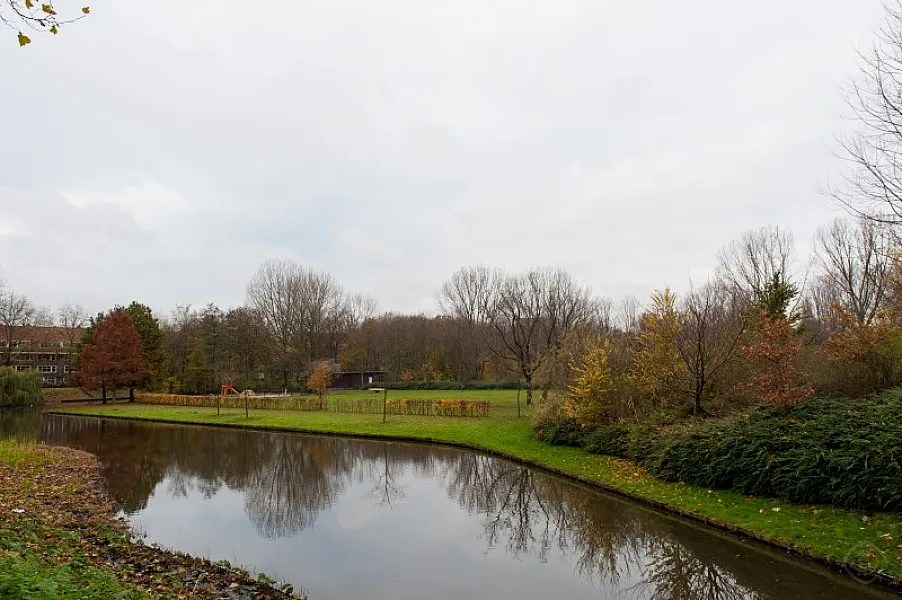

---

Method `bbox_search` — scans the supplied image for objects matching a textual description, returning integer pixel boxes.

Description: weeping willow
[0,368,42,407]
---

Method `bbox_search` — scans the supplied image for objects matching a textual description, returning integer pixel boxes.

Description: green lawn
[53,389,902,584]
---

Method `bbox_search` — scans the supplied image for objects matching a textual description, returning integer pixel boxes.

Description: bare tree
[0,280,36,365]
[617,295,642,334]
[805,275,844,332]
[296,267,346,364]
[246,260,351,388]
[246,260,305,388]
[675,283,748,414]
[438,266,495,381]
[832,1,902,225]
[161,305,199,392]
[224,306,272,389]
[544,269,597,339]
[815,217,894,324]
[588,297,614,336]
[438,265,495,325]
[485,268,594,405]
[716,225,797,304]
[347,293,378,325]
[57,303,88,346]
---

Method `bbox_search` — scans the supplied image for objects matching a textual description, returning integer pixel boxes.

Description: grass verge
[52,390,902,588]
[0,439,302,599]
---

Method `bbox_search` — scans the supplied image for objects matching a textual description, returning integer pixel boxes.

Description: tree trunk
[693,382,706,416]
[129,387,135,402]
[524,376,533,406]
[101,385,107,404]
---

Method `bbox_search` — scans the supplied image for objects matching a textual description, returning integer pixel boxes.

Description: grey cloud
[0,0,889,315]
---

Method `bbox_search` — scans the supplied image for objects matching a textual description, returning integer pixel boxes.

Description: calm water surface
[2,410,897,599]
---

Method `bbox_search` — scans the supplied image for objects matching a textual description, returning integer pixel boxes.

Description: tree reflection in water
[638,538,754,600]
[369,443,405,508]
[40,415,843,600]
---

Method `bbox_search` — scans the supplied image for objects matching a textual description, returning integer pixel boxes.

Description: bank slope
[0,439,302,599]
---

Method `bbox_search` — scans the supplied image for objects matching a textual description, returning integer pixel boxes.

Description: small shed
[330,370,388,390]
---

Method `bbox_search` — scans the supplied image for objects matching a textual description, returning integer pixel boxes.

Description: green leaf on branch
[82,6,90,14]
[24,0,34,9]
[17,32,32,47]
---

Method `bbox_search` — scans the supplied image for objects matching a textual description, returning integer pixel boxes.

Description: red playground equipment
[219,384,248,417]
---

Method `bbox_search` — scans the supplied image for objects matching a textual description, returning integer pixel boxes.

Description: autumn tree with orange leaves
[79,310,148,403]
[739,311,813,407]
[306,361,335,409]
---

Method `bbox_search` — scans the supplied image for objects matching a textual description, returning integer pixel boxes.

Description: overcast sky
[0,0,889,318]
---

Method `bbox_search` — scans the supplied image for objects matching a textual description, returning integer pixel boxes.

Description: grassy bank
[53,390,902,587]
[0,439,301,599]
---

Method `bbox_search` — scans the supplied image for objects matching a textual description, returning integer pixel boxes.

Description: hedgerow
[534,389,902,511]
[642,393,902,511]
[382,380,519,390]
[137,393,490,418]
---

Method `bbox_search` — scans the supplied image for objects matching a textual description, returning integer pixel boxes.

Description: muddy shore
[0,441,303,599]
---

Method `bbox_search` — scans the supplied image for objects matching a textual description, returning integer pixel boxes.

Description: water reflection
[14,414,893,599]
[0,407,42,442]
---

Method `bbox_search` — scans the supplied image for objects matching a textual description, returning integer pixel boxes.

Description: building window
[63,365,71,373]
[42,377,57,386]
[38,365,57,373]
[14,365,31,372]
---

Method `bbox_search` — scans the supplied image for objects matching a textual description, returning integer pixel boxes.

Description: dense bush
[535,390,902,512]
[534,420,631,458]
[582,426,630,458]
[0,368,42,407]
[533,419,585,447]
[641,393,902,511]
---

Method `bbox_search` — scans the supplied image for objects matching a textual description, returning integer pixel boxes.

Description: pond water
[2,410,897,599]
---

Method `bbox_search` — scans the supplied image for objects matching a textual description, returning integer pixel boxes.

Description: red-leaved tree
[79,310,148,403]
[739,311,813,407]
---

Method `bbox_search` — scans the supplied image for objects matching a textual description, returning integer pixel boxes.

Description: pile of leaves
[0,441,303,599]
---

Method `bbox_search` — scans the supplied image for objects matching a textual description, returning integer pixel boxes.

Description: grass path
[51,389,902,588]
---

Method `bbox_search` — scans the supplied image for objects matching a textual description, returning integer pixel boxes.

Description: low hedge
[534,390,902,512]
[383,380,520,390]
[139,393,322,411]
[137,393,490,418]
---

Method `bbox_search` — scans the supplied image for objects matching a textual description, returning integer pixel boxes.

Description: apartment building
[2,325,85,387]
